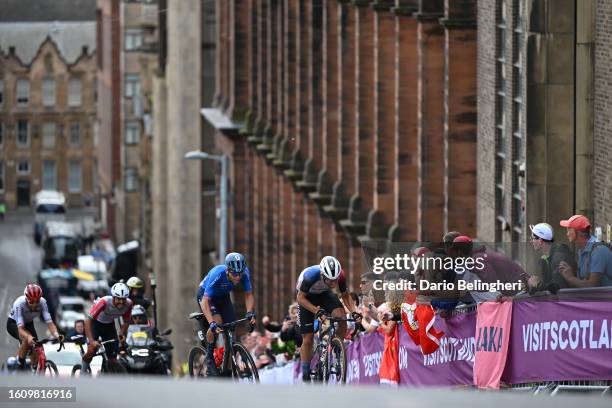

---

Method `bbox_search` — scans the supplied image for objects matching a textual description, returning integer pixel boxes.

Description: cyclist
[126,276,152,311]
[81,282,133,373]
[6,284,63,370]
[296,256,361,382]
[196,252,256,376]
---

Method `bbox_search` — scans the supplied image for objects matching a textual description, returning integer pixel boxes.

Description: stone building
[477,0,612,251]
[0,0,97,209]
[96,0,158,245]
[205,0,478,320]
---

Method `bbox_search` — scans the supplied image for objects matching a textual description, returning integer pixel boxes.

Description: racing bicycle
[309,316,355,384]
[70,335,127,376]
[187,313,259,383]
[27,337,64,376]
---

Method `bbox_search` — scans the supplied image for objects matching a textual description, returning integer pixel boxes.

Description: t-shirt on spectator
[577,237,612,286]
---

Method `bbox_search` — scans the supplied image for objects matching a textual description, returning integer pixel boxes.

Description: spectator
[377,303,399,385]
[359,301,380,334]
[558,215,612,287]
[279,303,302,348]
[261,316,282,333]
[528,223,575,293]
[449,236,530,302]
[66,319,86,339]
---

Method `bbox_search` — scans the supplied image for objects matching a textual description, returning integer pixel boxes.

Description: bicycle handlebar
[33,337,65,352]
[219,317,254,330]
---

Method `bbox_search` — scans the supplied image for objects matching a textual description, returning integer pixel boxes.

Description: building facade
[0,7,97,209]
[96,0,158,245]
[206,0,478,321]
[478,0,612,251]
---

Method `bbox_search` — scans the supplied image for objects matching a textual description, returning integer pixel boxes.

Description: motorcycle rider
[126,276,152,311]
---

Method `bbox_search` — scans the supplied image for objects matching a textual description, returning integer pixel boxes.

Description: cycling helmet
[24,284,43,302]
[111,282,129,298]
[132,305,147,319]
[126,276,144,289]
[320,256,341,280]
[225,252,246,274]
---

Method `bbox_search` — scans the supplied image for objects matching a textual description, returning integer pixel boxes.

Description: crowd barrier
[259,288,612,389]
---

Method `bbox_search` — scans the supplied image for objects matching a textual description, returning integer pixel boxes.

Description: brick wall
[593,0,612,226]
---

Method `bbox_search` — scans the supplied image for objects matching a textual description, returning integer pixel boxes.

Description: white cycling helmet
[320,256,341,280]
[111,282,129,298]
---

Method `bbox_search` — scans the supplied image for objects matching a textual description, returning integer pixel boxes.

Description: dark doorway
[16,179,30,207]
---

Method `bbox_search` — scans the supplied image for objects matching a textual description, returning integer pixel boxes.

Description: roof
[0,22,95,65]
[0,0,96,22]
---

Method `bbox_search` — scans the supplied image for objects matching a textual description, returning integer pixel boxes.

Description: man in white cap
[529,223,574,293]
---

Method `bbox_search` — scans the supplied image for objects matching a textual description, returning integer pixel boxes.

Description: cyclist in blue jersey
[196,252,256,375]
[296,256,361,382]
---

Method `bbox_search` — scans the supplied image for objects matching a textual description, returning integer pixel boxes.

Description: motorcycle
[118,325,173,375]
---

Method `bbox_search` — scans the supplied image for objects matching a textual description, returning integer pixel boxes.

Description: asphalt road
[0,210,43,361]
[0,374,610,408]
[0,208,96,362]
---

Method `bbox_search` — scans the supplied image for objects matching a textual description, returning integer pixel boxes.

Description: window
[16,79,30,106]
[0,162,4,193]
[68,78,82,107]
[17,121,29,147]
[69,123,80,146]
[68,160,82,193]
[17,160,30,175]
[124,168,138,192]
[495,0,507,245]
[0,122,4,147]
[42,160,56,190]
[124,74,140,98]
[0,80,4,105]
[42,122,56,149]
[125,122,140,144]
[42,78,56,107]
[125,28,143,51]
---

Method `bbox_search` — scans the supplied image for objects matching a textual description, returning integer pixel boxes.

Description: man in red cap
[558,215,612,287]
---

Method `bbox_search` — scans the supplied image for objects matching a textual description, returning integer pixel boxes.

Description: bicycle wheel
[323,338,346,384]
[45,360,59,376]
[188,346,208,378]
[231,343,259,383]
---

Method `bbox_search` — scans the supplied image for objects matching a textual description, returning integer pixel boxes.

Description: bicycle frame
[217,317,253,374]
[30,338,63,375]
[312,316,355,382]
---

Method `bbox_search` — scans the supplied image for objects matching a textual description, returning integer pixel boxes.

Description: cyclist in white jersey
[81,283,133,372]
[6,284,63,369]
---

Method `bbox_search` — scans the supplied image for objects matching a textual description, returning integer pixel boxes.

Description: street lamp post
[184,150,228,264]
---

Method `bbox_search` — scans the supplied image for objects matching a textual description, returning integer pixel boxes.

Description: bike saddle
[188,312,204,320]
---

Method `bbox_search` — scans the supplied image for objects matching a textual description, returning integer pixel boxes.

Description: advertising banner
[473,302,513,388]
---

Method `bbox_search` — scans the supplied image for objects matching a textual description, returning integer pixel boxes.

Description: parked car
[43,342,102,377]
[56,296,87,333]
[33,190,66,245]
[76,255,109,297]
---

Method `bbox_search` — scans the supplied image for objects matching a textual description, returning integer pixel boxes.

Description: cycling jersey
[8,296,52,327]
[88,296,133,324]
[196,264,252,302]
[296,265,347,294]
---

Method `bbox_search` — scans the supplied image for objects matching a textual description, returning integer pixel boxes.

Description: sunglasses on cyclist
[228,269,243,277]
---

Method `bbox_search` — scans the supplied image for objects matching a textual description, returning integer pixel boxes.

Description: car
[76,255,109,297]
[41,221,81,269]
[43,342,102,377]
[56,296,87,333]
[33,190,66,246]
